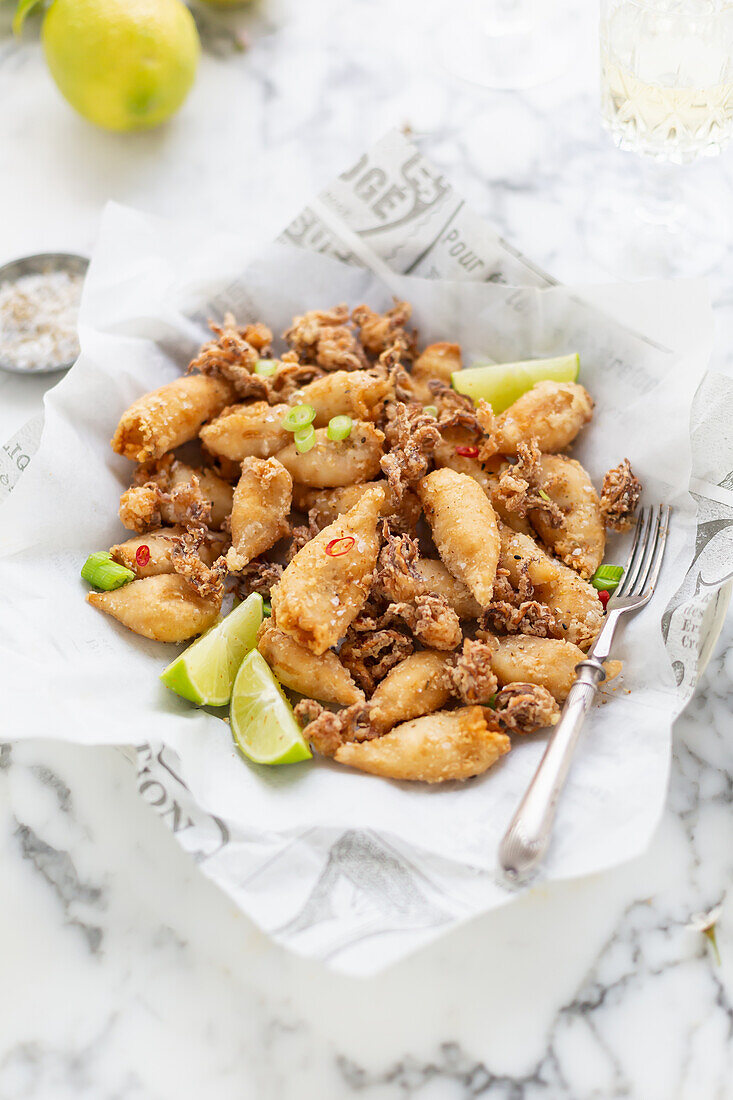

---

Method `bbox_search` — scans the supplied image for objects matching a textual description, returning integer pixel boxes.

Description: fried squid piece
[373,525,423,603]
[188,314,271,393]
[485,381,594,457]
[432,428,508,527]
[413,560,483,620]
[283,305,367,371]
[485,634,586,703]
[87,575,221,643]
[497,524,604,650]
[170,524,227,601]
[446,639,499,705]
[600,459,642,531]
[340,625,414,695]
[293,482,421,534]
[380,402,441,498]
[368,651,454,733]
[334,707,511,783]
[111,375,235,462]
[271,484,385,654]
[492,684,560,734]
[257,621,364,706]
[110,527,228,578]
[384,594,463,651]
[351,301,415,359]
[225,457,292,573]
[373,526,463,648]
[119,459,234,534]
[418,468,500,607]
[295,701,374,758]
[528,454,605,578]
[291,369,392,426]
[275,422,385,488]
[494,440,563,528]
[409,343,462,404]
[200,401,292,462]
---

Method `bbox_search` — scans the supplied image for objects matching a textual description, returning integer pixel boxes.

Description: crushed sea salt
[0,270,83,371]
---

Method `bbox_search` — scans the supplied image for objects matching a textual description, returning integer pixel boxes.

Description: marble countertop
[2,0,733,1096]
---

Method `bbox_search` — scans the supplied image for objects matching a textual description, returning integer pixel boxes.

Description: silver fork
[498,504,672,885]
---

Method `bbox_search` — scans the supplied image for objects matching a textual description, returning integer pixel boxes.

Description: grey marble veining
[1,0,733,1096]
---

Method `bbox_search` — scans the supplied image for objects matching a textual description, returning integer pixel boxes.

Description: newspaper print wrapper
[1,132,730,976]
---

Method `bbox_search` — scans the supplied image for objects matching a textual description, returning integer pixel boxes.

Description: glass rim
[603,0,733,15]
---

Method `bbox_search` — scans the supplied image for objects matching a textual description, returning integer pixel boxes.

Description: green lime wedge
[230,650,312,766]
[451,353,580,413]
[160,593,263,707]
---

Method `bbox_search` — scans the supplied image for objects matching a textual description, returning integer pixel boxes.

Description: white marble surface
[1,0,733,1096]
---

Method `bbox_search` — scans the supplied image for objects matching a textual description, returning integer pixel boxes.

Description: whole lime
[42,0,201,132]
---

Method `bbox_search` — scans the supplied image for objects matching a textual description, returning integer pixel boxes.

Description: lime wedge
[451,353,580,413]
[230,650,312,766]
[160,593,263,706]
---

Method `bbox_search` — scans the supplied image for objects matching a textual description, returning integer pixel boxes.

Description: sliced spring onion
[282,403,316,432]
[262,599,272,617]
[423,405,438,418]
[591,564,624,592]
[255,359,278,377]
[293,425,316,453]
[538,488,551,503]
[327,415,353,441]
[81,551,135,591]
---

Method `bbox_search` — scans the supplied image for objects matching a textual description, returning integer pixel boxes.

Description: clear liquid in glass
[600,1,733,163]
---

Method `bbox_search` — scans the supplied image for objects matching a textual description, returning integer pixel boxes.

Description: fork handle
[498,658,606,884]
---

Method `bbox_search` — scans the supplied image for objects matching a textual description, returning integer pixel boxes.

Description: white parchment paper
[1,133,729,975]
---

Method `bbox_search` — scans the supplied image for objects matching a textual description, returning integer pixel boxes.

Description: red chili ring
[136,544,151,567]
[455,445,479,458]
[326,536,355,558]
[598,589,610,608]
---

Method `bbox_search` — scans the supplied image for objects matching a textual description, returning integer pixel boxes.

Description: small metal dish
[0,251,89,375]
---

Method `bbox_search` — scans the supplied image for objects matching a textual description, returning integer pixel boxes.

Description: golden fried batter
[368,651,453,733]
[200,401,293,462]
[334,707,511,783]
[409,342,462,404]
[284,305,367,371]
[111,374,235,462]
[492,683,560,733]
[600,459,642,531]
[486,381,594,456]
[257,621,364,706]
[528,454,605,578]
[418,468,500,607]
[110,527,227,578]
[226,457,292,573]
[271,484,385,654]
[87,574,221,643]
[276,422,385,488]
[352,300,414,358]
[292,368,392,426]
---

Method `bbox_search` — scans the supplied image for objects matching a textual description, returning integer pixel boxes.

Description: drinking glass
[589,0,733,276]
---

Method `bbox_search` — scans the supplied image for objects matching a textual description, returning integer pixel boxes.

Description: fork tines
[616,504,671,600]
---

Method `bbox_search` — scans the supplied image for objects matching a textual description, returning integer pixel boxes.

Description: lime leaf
[160,593,263,707]
[451,353,580,413]
[13,0,44,36]
[230,650,312,766]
